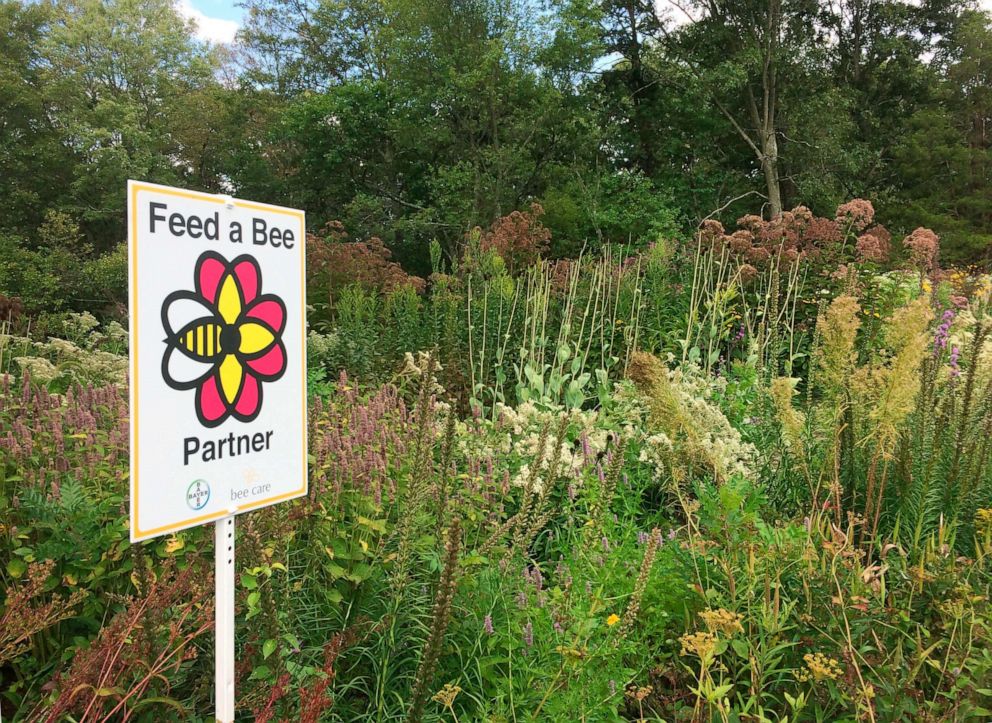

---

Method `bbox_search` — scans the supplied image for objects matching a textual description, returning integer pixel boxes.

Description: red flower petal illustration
[233,258,260,305]
[196,255,227,304]
[245,298,286,333]
[198,375,228,424]
[246,342,286,378]
[234,372,261,418]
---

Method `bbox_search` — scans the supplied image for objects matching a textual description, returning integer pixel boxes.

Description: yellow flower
[799,652,843,682]
[431,683,462,708]
[699,608,744,636]
[606,613,621,627]
[679,631,717,658]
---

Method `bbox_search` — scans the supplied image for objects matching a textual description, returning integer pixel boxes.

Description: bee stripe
[206,323,213,356]
[185,329,194,351]
[197,325,204,355]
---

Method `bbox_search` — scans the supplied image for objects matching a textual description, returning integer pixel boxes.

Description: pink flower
[736,214,764,231]
[780,248,800,265]
[835,199,875,232]
[903,227,940,271]
[855,233,886,263]
[727,230,754,254]
[746,246,771,265]
[738,263,759,284]
[522,620,534,648]
[700,219,725,238]
[161,251,287,427]
[791,206,814,226]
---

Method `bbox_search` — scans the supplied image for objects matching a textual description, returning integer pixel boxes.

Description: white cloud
[177,0,239,45]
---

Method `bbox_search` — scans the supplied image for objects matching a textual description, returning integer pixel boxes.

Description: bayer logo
[186,479,211,510]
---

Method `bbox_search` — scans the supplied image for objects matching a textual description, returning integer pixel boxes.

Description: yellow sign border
[128,181,308,541]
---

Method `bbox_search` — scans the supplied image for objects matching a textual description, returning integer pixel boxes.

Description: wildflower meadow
[4,0,992,720]
[3,196,992,721]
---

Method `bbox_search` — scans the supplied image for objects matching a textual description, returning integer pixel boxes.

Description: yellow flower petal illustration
[239,322,276,355]
[219,353,243,404]
[217,274,242,325]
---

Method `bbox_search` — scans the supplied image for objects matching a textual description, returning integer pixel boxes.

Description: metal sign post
[215,514,236,721]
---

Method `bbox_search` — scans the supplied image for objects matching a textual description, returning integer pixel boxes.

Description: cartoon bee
[176,321,224,360]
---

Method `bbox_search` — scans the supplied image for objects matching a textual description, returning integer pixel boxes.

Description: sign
[128,181,308,542]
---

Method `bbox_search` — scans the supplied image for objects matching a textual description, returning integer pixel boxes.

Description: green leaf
[731,638,750,659]
[262,638,277,659]
[6,558,27,578]
[357,516,387,533]
[95,686,125,697]
[249,665,271,681]
[710,682,733,700]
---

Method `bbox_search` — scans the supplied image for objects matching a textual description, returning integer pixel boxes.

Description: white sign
[128,181,308,541]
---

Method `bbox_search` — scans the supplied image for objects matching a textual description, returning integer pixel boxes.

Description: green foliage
[6,0,992,719]
[6,233,992,719]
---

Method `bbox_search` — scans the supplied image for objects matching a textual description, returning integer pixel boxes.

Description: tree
[661,0,832,218]
[0,2,72,235]
[890,10,992,262]
[594,0,665,176]
[242,0,600,262]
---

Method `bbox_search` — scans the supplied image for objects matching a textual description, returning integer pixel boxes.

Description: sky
[180,0,992,46]
[178,0,242,45]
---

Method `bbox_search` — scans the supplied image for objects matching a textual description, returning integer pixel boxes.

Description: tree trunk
[761,129,783,218]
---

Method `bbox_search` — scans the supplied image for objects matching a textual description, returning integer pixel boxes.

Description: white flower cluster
[13,355,59,383]
[457,400,609,496]
[40,336,127,386]
[4,328,127,387]
[307,330,342,368]
[62,311,100,346]
[624,362,757,484]
[400,350,446,396]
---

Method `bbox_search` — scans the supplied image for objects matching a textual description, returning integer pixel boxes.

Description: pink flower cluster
[698,199,920,275]
[476,203,552,272]
[310,372,412,506]
[0,373,128,499]
[835,199,875,232]
[903,227,940,271]
[855,228,892,263]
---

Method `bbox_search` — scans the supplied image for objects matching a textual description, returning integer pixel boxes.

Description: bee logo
[177,321,223,360]
[161,251,288,427]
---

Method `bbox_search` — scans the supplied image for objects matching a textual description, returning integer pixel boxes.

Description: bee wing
[162,341,215,390]
[161,290,218,391]
[161,290,216,338]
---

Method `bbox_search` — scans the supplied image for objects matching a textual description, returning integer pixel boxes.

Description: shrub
[307,221,425,316]
[475,203,551,272]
